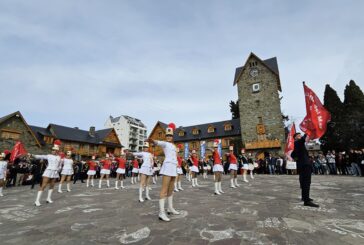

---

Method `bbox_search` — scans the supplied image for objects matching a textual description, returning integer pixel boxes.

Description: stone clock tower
[233,52,285,157]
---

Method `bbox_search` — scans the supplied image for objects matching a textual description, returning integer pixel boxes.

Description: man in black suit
[291,133,319,208]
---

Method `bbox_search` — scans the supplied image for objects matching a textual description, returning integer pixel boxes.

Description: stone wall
[237,56,286,154]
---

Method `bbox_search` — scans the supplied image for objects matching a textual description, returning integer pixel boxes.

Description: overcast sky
[0,0,363,133]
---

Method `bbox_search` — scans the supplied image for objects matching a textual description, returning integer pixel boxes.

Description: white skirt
[159,162,177,177]
[139,165,153,176]
[203,167,208,170]
[213,164,224,172]
[177,167,183,175]
[87,170,96,175]
[100,169,111,175]
[190,166,199,173]
[242,164,249,170]
[116,168,125,174]
[132,168,139,173]
[248,164,254,170]
[61,169,74,175]
[228,163,238,171]
[43,169,59,179]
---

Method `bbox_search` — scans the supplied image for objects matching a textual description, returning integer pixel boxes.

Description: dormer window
[178,130,185,137]
[192,128,200,135]
[224,123,232,131]
[207,126,215,133]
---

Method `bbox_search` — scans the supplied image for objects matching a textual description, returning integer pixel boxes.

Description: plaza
[0,175,363,244]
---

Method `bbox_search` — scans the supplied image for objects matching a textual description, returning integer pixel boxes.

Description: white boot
[178,181,184,191]
[58,184,63,193]
[230,179,236,188]
[131,177,134,184]
[167,196,180,215]
[115,181,119,190]
[0,187,3,197]
[218,182,224,193]
[174,182,179,192]
[213,175,216,181]
[67,183,71,192]
[106,180,110,187]
[139,187,144,202]
[46,189,54,203]
[250,171,254,179]
[120,180,125,189]
[99,179,102,189]
[214,182,221,195]
[137,175,140,181]
[91,179,94,187]
[145,187,152,200]
[243,174,249,183]
[35,191,43,206]
[234,178,240,187]
[159,199,170,222]
[86,179,89,187]
[152,176,156,184]
[195,178,200,186]
[192,178,196,187]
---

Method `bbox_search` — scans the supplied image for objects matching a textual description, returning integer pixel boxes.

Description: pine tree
[343,80,364,149]
[229,100,240,119]
[320,84,344,151]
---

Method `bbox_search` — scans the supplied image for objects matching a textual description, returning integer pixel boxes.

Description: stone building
[233,52,285,159]
[0,111,122,157]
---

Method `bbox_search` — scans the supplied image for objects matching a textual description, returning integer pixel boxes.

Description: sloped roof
[174,119,241,142]
[233,52,281,91]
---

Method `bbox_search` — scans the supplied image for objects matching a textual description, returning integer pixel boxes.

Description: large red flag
[10,141,28,162]
[285,123,296,160]
[299,82,331,139]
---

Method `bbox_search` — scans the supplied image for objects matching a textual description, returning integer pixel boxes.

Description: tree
[229,100,240,119]
[320,84,344,152]
[343,80,364,149]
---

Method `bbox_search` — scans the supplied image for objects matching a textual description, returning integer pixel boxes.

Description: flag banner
[300,83,331,139]
[217,139,222,157]
[10,141,28,162]
[285,123,296,160]
[184,142,189,159]
[200,141,206,159]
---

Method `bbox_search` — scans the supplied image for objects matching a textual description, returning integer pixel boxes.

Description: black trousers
[31,174,42,189]
[298,164,312,202]
[73,172,84,183]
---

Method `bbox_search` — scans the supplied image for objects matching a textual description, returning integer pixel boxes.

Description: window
[192,128,199,135]
[1,129,21,140]
[178,131,185,136]
[43,136,54,144]
[224,124,232,131]
[207,126,215,133]
[158,131,163,139]
[191,141,198,149]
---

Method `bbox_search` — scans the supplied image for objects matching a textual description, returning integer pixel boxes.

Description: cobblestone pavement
[0,175,363,245]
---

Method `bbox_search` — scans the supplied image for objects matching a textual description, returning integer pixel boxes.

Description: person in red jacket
[115,153,127,189]
[212,140,224,195]
[131,158,139,184]
[86,155,97,187]
[189,150,200,187]
[174,144,184,192]
[99,154,112,188]
[226,145,239,188]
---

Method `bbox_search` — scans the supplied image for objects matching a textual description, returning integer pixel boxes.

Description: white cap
[229,146,233,151]
[66,151,72,156]
[105,153,110,158]
[143,142,149,148]
[192,150,196,154]
[91,155,96,160]
[0,153,5,158]
[52,145,60,151]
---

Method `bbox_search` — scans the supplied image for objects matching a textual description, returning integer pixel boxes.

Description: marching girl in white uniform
[212,140,224,195]
[0,152,8,197]
[189,150,200,187]
[99,154,112,188]
[226,146,239,188]
[128,142,153,202]
[58,151,74,193]
[240,149,249,183]
[114,153,126,189]
[174,144,184,192]
[33,140,63,206]
[131,158,139,184]
[150,123,180,222]
[86,155,97,187]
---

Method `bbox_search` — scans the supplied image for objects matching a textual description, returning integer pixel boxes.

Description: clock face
[249,68,259,77]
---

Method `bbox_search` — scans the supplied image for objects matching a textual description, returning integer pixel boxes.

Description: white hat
[213,139,219,148]
[166,123,176,136]
[229,146,234,151]
[52,139,61,151]
[52,145,60,151]
[143,142,149,148]
[66,151,72,156]
[0,153,5,158]
[192,150,196,154]
[91,155,96,160]
[105,153,110,158]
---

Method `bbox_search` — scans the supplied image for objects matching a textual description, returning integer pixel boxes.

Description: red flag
[299,82,331,139]
[285,123,296,160]
[10,141,28,162]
